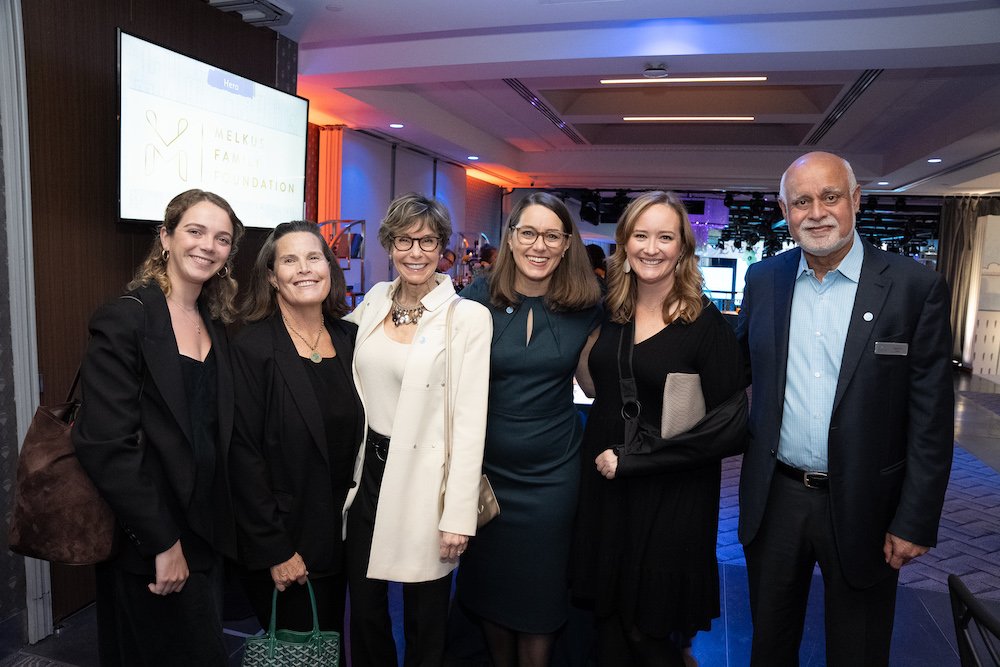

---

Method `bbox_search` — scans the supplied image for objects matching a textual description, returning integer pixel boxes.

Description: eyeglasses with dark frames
[510,225,571,248]
[392,235,441,252]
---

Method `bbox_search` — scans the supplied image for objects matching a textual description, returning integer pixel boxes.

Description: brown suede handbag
[8,370,116,565]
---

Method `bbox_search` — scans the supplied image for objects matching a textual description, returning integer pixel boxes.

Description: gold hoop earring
[161,249,170,262]
[217,264,230,279]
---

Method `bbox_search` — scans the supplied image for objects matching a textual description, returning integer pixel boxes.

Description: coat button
[770,449,776,456]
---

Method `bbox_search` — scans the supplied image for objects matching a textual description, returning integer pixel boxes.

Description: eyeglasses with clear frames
[510,225,571,248]
[392,235,441,252]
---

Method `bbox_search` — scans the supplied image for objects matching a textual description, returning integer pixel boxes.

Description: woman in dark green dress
[455,192,602,666]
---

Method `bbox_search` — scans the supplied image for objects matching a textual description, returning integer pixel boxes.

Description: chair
[949,573,1000,666]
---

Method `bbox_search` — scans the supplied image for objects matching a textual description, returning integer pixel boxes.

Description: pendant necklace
[283,315,324,363]
[391,297,425,326]
[168,297,202,335]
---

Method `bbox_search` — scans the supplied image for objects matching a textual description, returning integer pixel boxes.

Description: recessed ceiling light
[388,123,404,129]
[602,76,767,85]
[643,64,669,78]
[623,116,755,122]
[927,158,943,163]
[877,181,890,186]
[467,155,480,161]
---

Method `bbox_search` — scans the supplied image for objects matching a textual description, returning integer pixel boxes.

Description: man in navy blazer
[736,152,953,666]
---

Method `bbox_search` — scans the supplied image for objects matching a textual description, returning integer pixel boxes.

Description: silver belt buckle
[803,471,828,489]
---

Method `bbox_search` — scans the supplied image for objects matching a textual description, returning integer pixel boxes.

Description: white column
[0,0,51,643]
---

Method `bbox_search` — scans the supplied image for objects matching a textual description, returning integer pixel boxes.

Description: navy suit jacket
[735,240,954,588]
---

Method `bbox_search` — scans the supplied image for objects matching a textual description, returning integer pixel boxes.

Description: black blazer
[229,312,364,574]
[735,240,954,588]
[73,284,237,575]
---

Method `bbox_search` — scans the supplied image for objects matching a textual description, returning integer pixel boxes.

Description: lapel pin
[505,306,514,314]
[863,312,873,321]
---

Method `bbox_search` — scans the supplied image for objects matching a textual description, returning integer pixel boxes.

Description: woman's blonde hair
[606,191,703,325]
[241,221,349,322]
[127,189,245,324]
[489,192,601,312]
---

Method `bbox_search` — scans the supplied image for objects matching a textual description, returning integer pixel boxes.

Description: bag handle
[266,579,321,657]
[441,297,461,496]
[65,368,82,404]
[616,321,643,455]
[617,320,641,419]
[69,292,146,406]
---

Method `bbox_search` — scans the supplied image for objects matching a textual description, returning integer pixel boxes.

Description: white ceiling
[264,0,1000,195]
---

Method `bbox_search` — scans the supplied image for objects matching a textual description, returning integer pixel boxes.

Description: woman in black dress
[572,191,746,666]
[74,189,243,666]
[229,221,364,635]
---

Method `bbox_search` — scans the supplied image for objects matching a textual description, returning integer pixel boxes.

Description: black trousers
[95,561,227,667]
[744,471,900,667]
[346,430,452,667]
[240,569,347,635]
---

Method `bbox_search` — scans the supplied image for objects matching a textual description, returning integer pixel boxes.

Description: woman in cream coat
[346,192,491,666]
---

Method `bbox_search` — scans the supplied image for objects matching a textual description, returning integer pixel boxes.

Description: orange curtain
[318,125,344,242]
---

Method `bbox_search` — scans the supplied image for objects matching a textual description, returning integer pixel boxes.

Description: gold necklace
[283,315,324,363]
[168,297,202,335]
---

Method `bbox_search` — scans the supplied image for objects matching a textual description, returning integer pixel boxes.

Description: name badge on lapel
[874,341,909,356]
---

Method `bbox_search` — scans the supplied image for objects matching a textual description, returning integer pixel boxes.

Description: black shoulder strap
[616,321,643,456]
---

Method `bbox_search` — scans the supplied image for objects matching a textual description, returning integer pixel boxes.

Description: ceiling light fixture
[467,155,480,161]
[877,181,890,186]
[602,76,767,85]
[643,64,669,78]
[388,123,404,129]
[623,116,755,122]
[927,158,943,163]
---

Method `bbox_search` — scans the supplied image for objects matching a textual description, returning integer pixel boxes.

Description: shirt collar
[796,230,864,282]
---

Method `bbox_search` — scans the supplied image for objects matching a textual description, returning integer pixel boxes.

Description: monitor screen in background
[700,265,736,294]
[118,32,308,228]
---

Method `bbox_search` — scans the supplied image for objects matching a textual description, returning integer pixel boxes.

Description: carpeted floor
[960,390,1000,415]
[0,653,76,667]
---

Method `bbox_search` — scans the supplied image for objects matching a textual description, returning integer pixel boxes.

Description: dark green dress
[456,279,600,632]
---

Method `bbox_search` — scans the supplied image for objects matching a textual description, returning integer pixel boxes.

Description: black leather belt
[367,428,390,462]
[776,460,829,489]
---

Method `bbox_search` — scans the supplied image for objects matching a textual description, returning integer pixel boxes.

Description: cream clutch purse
[661,373,706,439]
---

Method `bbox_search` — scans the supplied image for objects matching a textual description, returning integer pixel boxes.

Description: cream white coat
[346,275,491,582]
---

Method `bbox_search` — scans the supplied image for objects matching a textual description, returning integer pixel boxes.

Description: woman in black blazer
[229,221,364,634]
[73,189,244,666]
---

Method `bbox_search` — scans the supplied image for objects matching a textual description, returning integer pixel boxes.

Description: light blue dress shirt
[777,231,864,472]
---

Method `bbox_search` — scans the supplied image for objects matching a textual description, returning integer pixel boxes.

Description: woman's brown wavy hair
[606,191,704,325]
[127,189,244,323]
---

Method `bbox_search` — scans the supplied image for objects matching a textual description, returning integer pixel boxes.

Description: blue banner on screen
[207,70,256,99]
[118,32,308,228]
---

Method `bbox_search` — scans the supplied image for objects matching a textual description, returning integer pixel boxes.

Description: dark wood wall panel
[22,0,282,621]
